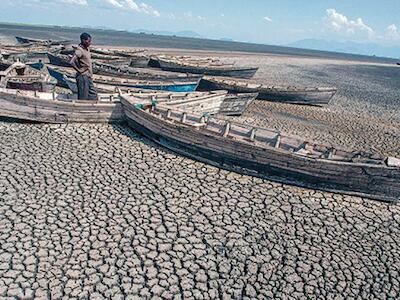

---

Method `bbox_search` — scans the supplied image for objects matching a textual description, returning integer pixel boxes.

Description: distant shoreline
[0,22,398,64]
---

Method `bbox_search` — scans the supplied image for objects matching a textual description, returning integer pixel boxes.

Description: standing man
[69,33,97,100]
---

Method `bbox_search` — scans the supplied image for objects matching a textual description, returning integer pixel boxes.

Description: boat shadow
[0,116,40,124]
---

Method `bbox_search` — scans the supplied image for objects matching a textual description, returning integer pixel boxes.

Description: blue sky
[1,0,400,46]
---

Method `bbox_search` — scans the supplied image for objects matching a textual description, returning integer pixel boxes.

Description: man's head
[80,32,92,48]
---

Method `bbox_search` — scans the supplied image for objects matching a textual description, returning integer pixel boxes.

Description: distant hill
[220,37,235,42]
[287,39,400,59]
[133,29,202,39]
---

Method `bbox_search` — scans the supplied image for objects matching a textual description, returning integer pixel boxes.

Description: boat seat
[387,157,400,167]
[191,122,207,128]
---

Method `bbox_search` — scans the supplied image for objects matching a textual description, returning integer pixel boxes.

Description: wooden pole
[181,112,187,123]
[223,122,231,137]
[274,133,281,148]
[249,128,256,141]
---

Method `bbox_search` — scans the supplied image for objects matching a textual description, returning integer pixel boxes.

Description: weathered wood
[218,93,257,116]
[198,76,337,106]
[121,100,400,202]
[121,90,228,115]
[0,88,124,123]
[0,62,57,92]
[0,88,229,123]
[155,57,258,79]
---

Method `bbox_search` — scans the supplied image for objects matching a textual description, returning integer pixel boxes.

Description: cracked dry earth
[0,121,399,299]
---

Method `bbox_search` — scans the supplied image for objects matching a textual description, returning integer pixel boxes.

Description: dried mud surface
[1,51,399,299]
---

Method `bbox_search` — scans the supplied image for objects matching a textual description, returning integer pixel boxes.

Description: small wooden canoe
[0,62,57,92]
[155,57,259,79]
[198,77,337,106]
[62,71,200,93]
[15,36,71,46]
[91,47,145,58]
[122,102,400,202]
[92,61,202,82]
[0,88,124,123]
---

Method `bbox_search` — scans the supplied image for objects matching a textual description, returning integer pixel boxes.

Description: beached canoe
[91,47,145,58]
[197,77,337,106]
[122,90,228,115]
[0,87,124,123]
[0,62,57,92]
[15,36,71,46]
[92,61,202,82]
[154,57,259,79]
[63,72,200,93]
[121,101,400,202]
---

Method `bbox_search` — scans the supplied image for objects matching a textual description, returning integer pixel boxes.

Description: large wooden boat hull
[122,102,400,202]
[198,77,337,106]
[0,89,123,123]
[156,59,258,79]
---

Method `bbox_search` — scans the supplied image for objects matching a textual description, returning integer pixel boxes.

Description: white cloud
[184,11,206,22]
[326,8,373,37]
[263,16,272,22]
[62,0,87,4]
[386,24,400,39]
[104,0,123,8]
[104,0,160,17]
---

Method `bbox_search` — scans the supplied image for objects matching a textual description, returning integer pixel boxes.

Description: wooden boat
[0,88,229,123]
[91,48,146,59]
[0,87,124,123]
[155,57,258,79]
[62,71,200,93]
[0,62,57,92]
[50,50,131,66]
[218,93,258,116]
[197,77,337,106]
[29,63,71,88]
[43,67,249,115]
[122,90,228,115]
[121,102,400,202]
[15,36,71,46]
[47,52,72,67]
[92,61,202,82]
